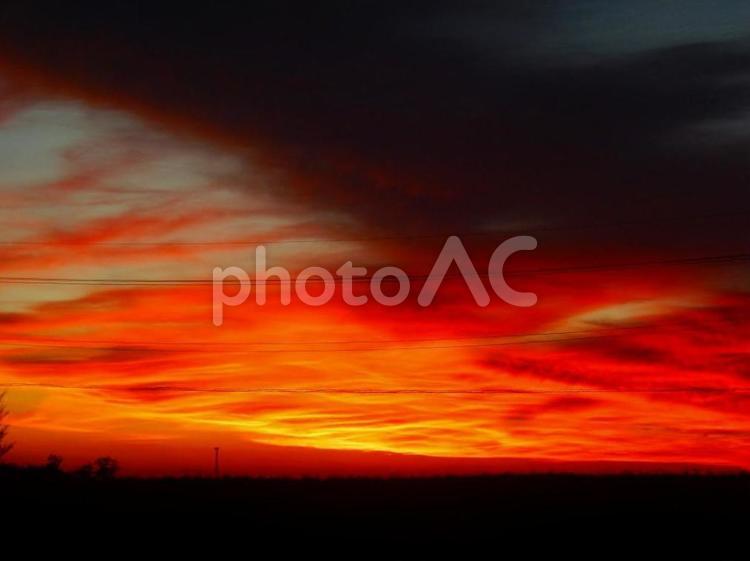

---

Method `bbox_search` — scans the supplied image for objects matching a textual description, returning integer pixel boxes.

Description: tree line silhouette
[42,454,120,479]
[0,391,119,479]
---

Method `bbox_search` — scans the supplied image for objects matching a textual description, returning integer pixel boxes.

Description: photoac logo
[212,235,537,326]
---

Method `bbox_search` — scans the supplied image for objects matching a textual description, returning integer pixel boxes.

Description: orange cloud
[1,65,749,475]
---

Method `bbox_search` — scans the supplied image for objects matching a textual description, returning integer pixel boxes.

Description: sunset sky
[0,2,749,475]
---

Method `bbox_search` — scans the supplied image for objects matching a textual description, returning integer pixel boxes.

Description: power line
[1,252,748,285]
[0,381,748,396]
[1,209,748,247]
[0,324,651,349]
[0,331,653,354]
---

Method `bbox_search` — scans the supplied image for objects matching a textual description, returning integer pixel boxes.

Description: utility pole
[213,447,220,478]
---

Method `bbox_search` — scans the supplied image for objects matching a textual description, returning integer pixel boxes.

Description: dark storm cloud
[1,1,749,247]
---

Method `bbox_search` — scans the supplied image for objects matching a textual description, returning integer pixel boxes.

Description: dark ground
[1,466,747,554]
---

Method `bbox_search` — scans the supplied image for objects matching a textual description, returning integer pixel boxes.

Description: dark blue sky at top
[421,1,750,61]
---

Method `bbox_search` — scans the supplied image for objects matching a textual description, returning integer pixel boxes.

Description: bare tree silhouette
[0,391,13,461]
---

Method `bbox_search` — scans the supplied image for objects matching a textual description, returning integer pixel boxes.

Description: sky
[0,1,749,475]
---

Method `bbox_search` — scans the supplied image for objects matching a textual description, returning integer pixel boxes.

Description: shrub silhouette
[74,463,94,479]
[46,454,63,474]
[94,457,119,479]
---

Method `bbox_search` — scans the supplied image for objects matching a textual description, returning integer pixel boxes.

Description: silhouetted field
[1,466,747,553]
